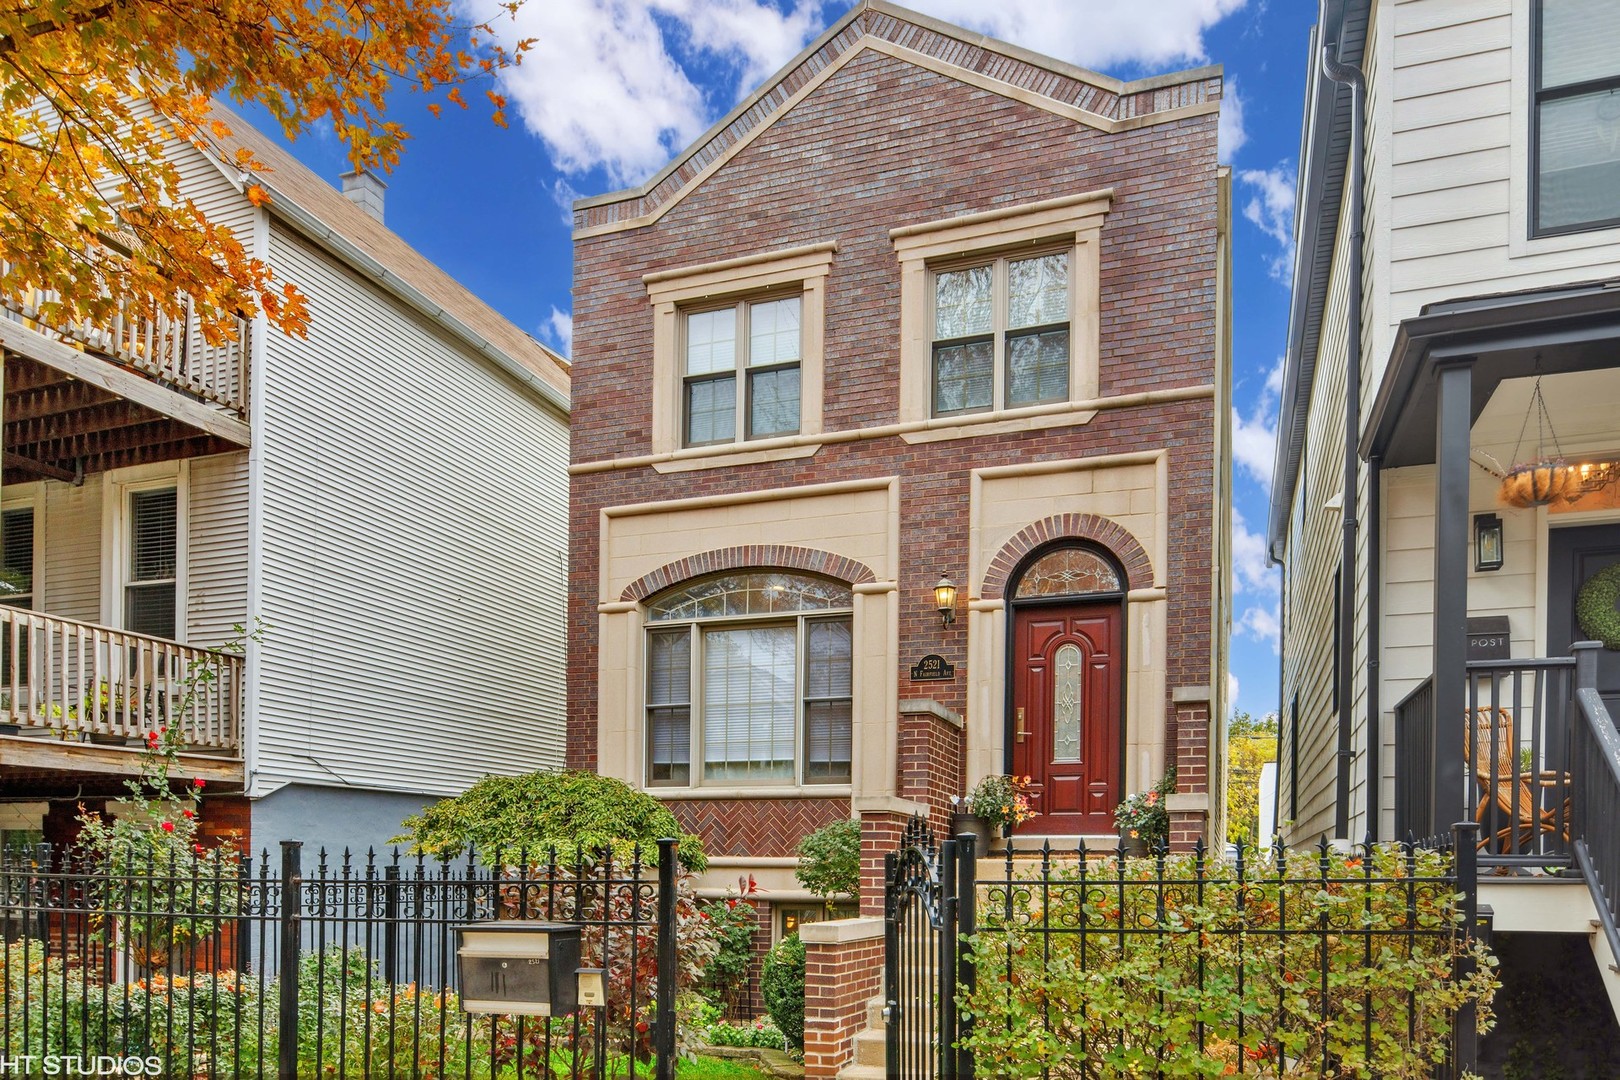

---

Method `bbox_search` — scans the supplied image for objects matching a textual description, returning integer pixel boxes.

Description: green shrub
[698,896,758,1009]
[961,845,1498,1079]
[761,933,805,1050]
[394,769,706,871]
[794,819,860,905]
[702,1016,787,1050]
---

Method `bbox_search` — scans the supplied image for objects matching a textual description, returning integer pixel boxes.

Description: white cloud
[1231,507,1277,597]
[540,306,573,356]
[551,178,584,227]
[1237,164,1296,282]
[1236,604,1280,652]
[909,0,1247,71]
[1232,355,1283,489]
[1217,80,1246,164]
[472,0,1249,186]
[468,0,816,186]
[1227,671,1240,705]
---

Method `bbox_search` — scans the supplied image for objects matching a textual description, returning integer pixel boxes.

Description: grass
[679,1054,778,1080]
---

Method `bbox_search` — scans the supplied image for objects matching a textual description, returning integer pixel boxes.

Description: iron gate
[883,817,976,1080]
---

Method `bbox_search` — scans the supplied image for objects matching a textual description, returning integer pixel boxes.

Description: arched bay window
[644,572,853,787]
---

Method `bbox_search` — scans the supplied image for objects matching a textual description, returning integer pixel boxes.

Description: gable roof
[203,101,570,414]
[573,0,1223,239]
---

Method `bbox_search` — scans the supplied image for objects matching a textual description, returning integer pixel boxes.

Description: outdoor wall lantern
[1474,513,1504,573]
[934,574,957,627]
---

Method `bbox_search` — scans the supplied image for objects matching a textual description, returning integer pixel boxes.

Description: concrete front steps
[836,997,888,1080]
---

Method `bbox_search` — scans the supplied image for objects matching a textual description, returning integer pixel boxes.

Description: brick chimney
[340,169,386,223]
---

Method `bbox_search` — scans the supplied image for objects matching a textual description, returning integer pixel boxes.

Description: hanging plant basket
[1498,460,1576,508]
[1496,375,1576,509]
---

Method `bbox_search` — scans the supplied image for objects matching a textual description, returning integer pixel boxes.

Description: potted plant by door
[952,775,1036,852]
[1113,770,1176,855]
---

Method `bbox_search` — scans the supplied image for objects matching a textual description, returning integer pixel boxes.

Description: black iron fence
[1,839,682,1079]
[886,821,1490,1080]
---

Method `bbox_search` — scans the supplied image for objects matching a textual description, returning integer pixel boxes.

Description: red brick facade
[802,923,885,1080]
[569,7,1225,865]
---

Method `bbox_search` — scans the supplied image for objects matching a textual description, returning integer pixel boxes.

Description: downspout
[1366,455,1381,840]
[1322,43,1365,841]
[1275,558,1287,842]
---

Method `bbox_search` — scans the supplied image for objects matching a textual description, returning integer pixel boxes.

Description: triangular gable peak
[573,0,1222,239]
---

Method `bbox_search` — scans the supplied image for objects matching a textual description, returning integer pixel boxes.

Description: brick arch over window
[620,546,877,602]
[982,515,1153,599]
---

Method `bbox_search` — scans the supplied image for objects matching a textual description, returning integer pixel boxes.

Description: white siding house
[0,104,570,855]
[1271,0,1620,1043]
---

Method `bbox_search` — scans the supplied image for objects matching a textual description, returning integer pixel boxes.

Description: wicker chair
[1464,707,1569,853]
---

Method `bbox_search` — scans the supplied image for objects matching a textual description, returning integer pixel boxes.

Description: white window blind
[702,626,796,781]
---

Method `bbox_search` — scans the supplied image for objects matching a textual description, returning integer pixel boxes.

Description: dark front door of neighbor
[1548,522,1620,717]
[1010,601,1122,835]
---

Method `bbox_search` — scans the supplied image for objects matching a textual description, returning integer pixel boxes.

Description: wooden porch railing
[0,607,242,752]
[1,278,249,418]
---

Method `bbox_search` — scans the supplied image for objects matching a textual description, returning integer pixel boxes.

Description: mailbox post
[455,923,583,1017]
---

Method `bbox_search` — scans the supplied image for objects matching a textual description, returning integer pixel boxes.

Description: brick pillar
[857,811,908,917]
[1169,693,1213,852]
[801,917,885,1080]
[897,700,965,837]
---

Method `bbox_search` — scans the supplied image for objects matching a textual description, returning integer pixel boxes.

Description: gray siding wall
[188,452,250,647]
[248,223,568,799]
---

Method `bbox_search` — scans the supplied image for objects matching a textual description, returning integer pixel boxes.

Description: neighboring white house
[0,103,570,856]
[1270,0,1620,1045]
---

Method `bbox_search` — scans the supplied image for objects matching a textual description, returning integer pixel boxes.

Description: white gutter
[252,178,571,418]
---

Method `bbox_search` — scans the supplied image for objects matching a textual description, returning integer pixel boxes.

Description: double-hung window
[931,251,1070,416]
[683,296,802,446]
[125,488,177,639]
[644,572,853,787]
[1533,0,1620,234]
[1,507,34,682]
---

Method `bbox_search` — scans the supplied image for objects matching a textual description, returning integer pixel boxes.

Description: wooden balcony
[1,286,251,484]
[0,606,242,755]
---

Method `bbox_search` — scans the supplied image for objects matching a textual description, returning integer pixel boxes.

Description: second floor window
[931,251,1069,416]
[683,296,802,446]
[1534,0,1620,234]
[126,488,177,639]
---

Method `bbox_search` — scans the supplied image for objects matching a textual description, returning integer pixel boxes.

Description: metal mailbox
[454,922,581,1017]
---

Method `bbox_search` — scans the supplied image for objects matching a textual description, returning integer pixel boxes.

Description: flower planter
[951,813,995,855]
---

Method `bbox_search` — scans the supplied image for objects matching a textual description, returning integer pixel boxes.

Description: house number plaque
[910,654,955,681]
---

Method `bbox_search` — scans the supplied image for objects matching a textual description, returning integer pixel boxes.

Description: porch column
[1430,357,1473,837]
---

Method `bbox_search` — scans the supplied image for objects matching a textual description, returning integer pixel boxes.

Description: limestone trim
[799,916,884,944]
[620,545,877,602]
[646,244,834,457]
[892,193,1109,426]
[983,514,1155,599]
[573,2,1221,237]
[898,698,964,729]
[570,385,1214,475]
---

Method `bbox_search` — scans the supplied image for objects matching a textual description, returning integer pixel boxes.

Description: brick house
[568,0,1232,984]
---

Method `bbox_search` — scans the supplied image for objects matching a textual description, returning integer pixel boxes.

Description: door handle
[1015,707,1028,743]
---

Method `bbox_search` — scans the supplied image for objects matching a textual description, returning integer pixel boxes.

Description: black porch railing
[0,839,682,1079]
[1394,657,1577,866]
[1570,644,1620,974]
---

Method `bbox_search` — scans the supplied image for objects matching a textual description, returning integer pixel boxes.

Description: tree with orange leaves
[0,0,530,343]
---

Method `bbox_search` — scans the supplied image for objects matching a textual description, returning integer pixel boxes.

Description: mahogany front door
[1010,600,1123,835]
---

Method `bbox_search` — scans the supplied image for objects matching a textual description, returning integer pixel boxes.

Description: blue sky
[238,0,1317,722]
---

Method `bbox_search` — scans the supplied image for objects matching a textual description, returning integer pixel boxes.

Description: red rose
[161,821,175,833]
[193,779,206,788]
[195,844,206,854]
[182,809,195,819]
